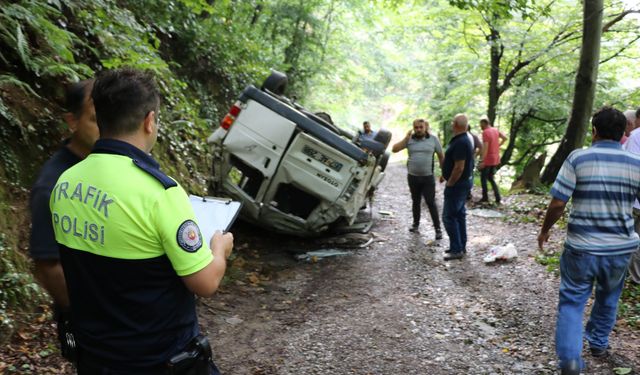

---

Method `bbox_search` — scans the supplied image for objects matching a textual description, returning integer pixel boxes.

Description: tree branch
[529,114,567,124]
[599,34,640,64]
[507,140,561,167]
[602,9,640,32]
[497,21,580,94]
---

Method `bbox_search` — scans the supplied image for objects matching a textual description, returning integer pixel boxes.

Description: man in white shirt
[623,108,640,284]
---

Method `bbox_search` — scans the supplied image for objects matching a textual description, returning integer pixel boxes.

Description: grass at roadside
[619,282,640,328]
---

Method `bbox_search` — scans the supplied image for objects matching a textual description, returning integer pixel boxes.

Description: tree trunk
[250,3,263,26]
[540,0,603,184]
[284,6,306,80]
[499,110,530,169]
[487,25,502,125]
[511,152,546,191]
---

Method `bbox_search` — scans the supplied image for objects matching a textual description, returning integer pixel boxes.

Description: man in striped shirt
[538,107,640,375]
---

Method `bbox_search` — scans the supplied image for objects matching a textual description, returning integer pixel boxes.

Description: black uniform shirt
[29,143,81,260]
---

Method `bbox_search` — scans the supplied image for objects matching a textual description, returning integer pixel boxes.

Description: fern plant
[0,234,47,345]
[0,1,92,80]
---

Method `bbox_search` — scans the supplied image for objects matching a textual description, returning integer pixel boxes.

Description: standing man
[29,79,98,360]
[538,107,640,375]
[466,124,482,200]
[620,109,636,144]
[478,117,507,204]
[392,118,444,238]
[622,108,640,284]
[440,114,474,260]
[467,124,482,158]
[355,120,377,143]
[50,68,233,374]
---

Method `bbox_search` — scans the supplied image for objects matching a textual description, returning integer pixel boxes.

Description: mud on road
[204,163,639,375]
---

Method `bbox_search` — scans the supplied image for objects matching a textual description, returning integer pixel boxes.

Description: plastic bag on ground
[483,243,518,263]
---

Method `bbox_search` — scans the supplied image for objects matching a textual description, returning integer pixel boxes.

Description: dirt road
[204,163,639,375]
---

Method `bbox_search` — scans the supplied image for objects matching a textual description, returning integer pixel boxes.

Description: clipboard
[189,195,242,241]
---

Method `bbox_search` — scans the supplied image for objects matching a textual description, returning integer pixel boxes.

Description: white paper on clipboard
[189,195,242,242]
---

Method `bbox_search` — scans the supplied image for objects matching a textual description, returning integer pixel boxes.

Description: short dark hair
[592,106,626,141]
[636,107,640,119]
[479,119,489,125]
[91,68,160,137]
[65,79,94,117]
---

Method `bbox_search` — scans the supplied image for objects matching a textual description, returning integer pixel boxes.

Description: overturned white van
[207,71,391,236]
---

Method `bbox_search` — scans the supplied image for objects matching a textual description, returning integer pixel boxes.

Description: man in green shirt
[50,68,233,374]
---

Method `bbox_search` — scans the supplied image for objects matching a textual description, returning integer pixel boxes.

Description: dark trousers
[442,179,472,253]
[407,174,441,231]
[77,361,220,375]
[76,347,221,375]
[480,165,501,202]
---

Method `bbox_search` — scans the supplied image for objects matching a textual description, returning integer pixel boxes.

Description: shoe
[435,231,443,240]
[409,224,419,233]
[477,198,489,204]
[560,359,580,375]
[590,346,609,357]
[444,252,464,261]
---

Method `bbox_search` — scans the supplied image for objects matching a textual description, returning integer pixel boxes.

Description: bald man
[621,110,636,144]
[440,114,474,260]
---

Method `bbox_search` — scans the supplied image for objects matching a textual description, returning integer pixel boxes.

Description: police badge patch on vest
[177,220,203,252]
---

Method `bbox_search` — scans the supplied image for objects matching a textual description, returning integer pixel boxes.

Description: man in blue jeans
[538,107,640,375]
[440,114,474,261]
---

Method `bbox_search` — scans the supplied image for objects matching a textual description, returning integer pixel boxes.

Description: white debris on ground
[294,249,351,262]
[483,243,518,263]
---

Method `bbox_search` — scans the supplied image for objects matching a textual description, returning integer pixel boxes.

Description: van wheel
[374,129,392,149]
[378,151,390,172]
[262,70,288,95]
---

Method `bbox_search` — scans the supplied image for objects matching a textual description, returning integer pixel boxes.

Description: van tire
[374,129,392,149]
[262,70,288,95]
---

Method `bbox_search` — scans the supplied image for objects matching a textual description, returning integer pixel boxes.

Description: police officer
[29,78,98,360]
[50,68,233,374]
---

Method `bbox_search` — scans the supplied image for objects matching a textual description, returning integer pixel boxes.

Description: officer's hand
[439,176,445,184]
[211,231,234,259]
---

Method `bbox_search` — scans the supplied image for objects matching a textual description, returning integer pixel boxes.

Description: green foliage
[0,0,343,343]
[0,1,93,79]
[0,234,48,344]
[448,0,547,19]
[534,252,560,274]
[0,1,93,168]
[613,368,633,375]
[619,282,640,328]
